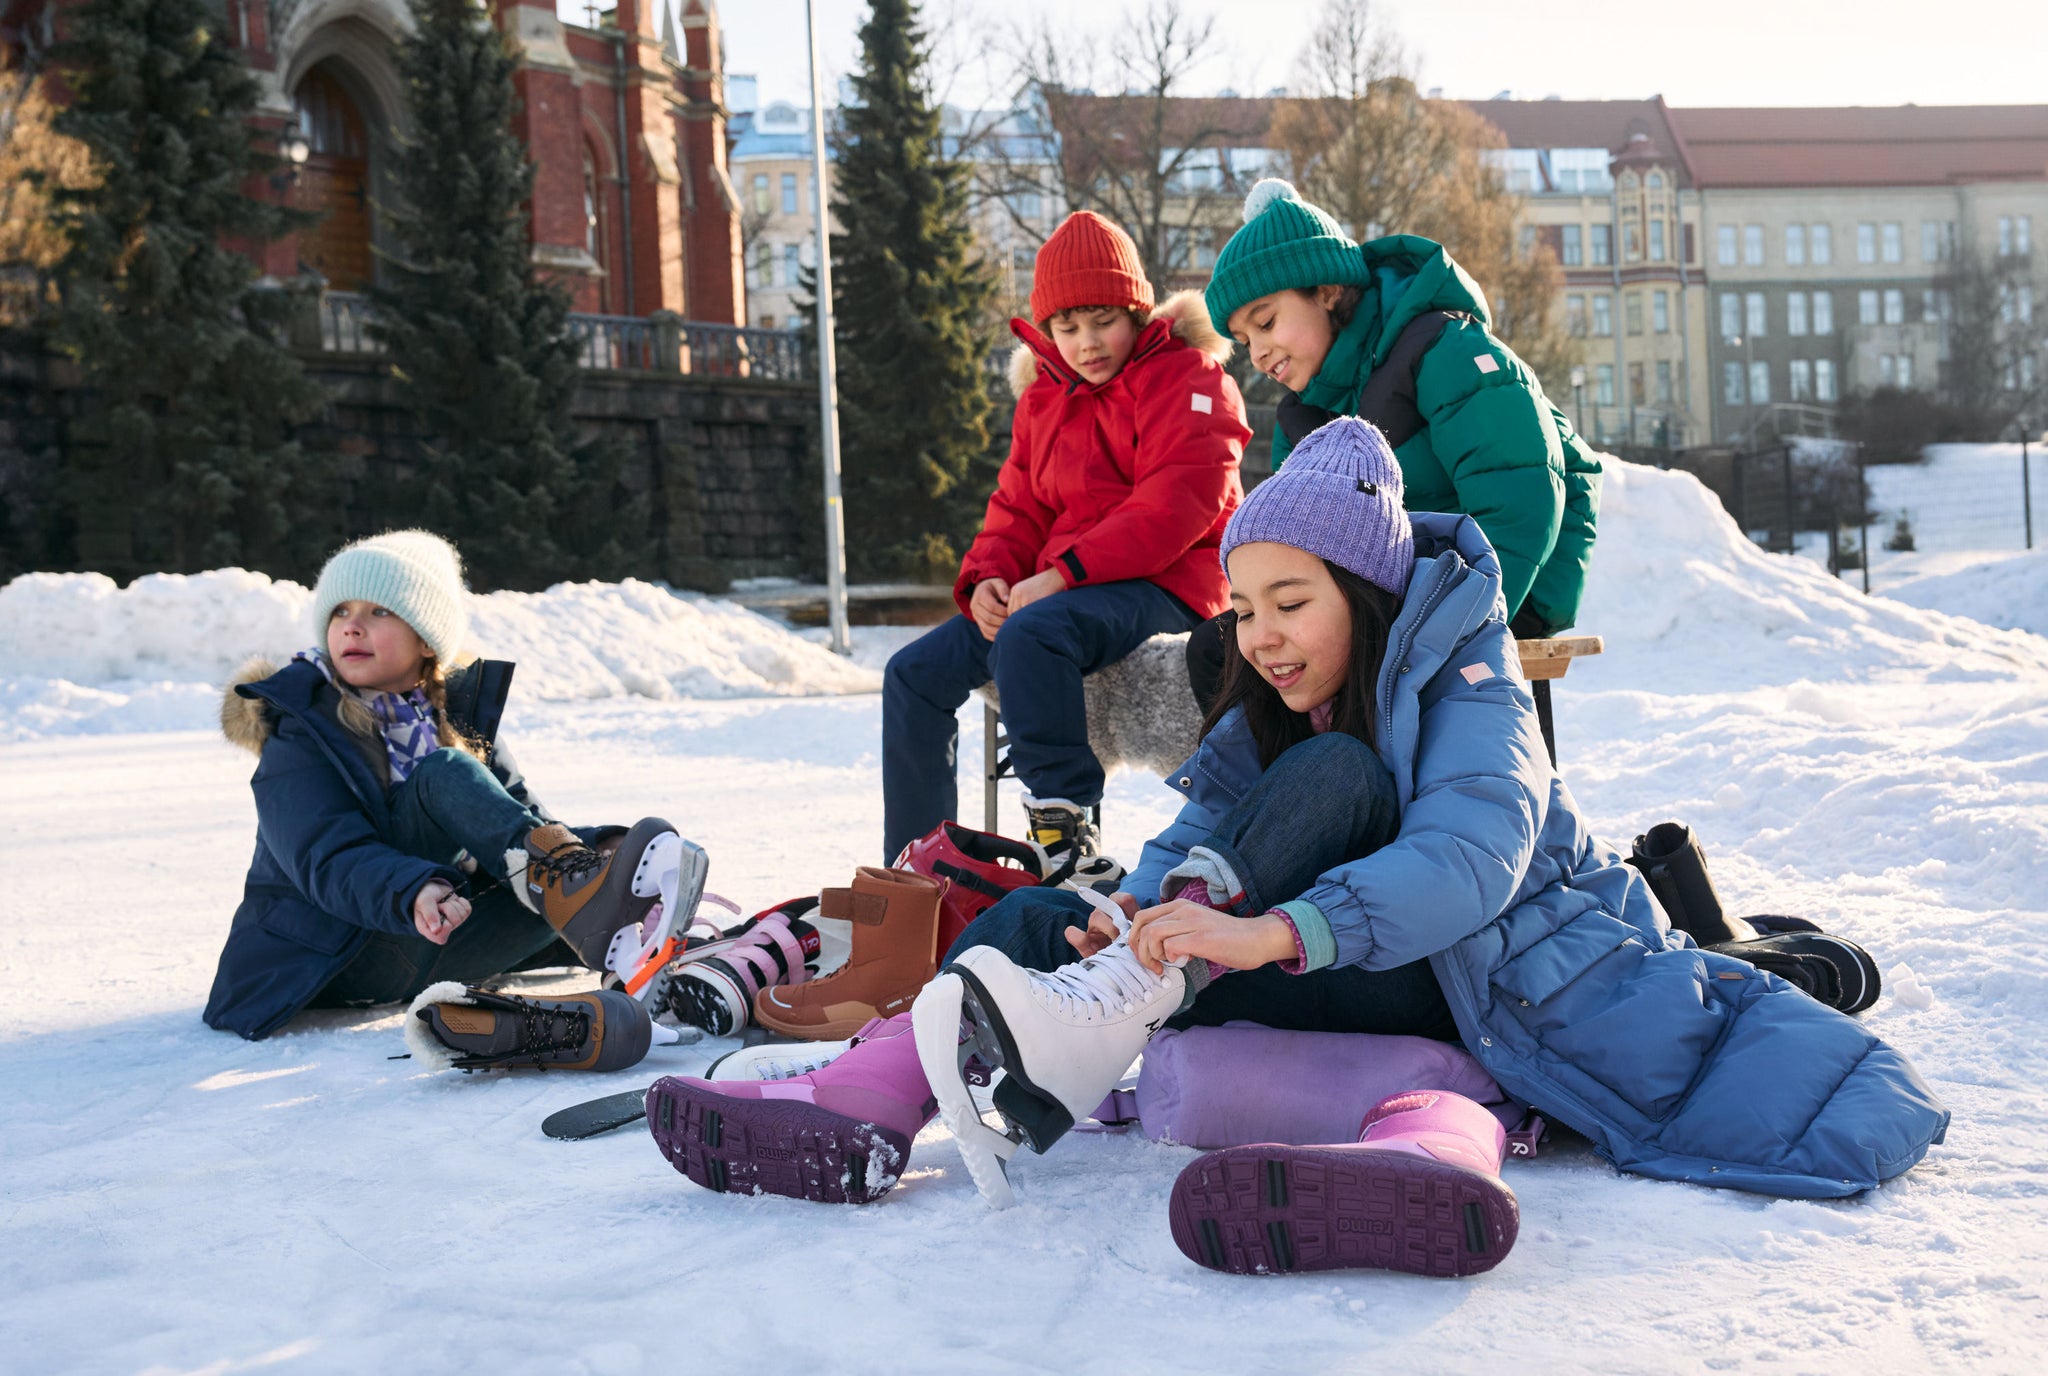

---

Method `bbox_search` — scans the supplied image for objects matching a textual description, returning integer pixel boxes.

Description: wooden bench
[979,633,1605,832]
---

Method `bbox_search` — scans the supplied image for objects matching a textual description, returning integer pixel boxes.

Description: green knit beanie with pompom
[1204,178,1371,336]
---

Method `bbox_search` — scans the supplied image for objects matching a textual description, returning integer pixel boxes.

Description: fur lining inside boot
[403,981,478,1072]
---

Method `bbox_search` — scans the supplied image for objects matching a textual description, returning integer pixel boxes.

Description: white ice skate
[913,904,1187,1209]
[605,832,712,1000]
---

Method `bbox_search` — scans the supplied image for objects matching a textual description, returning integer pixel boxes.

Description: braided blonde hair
[332,654,484,762]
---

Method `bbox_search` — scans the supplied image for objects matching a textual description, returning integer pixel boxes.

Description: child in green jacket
[1188,179,1601,704]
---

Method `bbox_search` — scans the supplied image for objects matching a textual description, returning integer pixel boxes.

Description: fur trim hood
[220,656,284,755]
[1006,290,1232,396]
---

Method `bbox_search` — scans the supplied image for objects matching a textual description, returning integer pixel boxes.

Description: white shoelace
[747,1046,848,1080]
[1030,943,1169,1024]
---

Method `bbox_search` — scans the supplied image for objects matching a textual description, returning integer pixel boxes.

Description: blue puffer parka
[204,656,604,1041]
[1128,513,1949,1198]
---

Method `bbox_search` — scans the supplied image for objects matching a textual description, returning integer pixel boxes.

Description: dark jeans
[944,731,1458,1040]
[1185,610,1237,715]
[311,749,562,1008]
[881,581,1200,861]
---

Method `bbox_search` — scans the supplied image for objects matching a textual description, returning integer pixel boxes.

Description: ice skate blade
[912,973,1019,1209]
[609,836,709,988]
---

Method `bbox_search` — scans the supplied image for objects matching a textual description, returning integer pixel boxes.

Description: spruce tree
[50,0,327,578]
[371,0,595,590]
[826,0,996,581]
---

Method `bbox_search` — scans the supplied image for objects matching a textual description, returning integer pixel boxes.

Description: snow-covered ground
[6,463,2048,1373]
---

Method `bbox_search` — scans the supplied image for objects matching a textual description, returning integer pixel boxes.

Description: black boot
[1627,823,1757,946]
[1706,933,1882,1015]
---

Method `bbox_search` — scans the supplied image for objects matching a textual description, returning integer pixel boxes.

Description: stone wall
[0,335,820,588]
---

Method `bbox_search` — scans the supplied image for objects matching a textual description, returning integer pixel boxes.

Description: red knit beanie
[1030,211,1155,322]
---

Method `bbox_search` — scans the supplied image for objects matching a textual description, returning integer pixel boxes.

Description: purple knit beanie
[1220,417,1413,596]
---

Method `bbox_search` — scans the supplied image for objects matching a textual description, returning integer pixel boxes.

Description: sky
[578,0,2048,114]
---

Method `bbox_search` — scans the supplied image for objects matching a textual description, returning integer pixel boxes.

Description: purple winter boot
[647,1013,936,1205]
[1168,1089,1520,1278]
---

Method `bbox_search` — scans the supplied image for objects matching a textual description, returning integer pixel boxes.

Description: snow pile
[0,571,879,740]
[1880,547,2048,638]
[1574,461,2048,692]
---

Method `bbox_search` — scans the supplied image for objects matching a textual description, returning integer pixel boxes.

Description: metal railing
[296,293,807,381]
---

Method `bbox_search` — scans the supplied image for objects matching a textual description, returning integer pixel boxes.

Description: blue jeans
[313,749,562,1007]
[944,732,1458,1040]
[882,581,1199,861]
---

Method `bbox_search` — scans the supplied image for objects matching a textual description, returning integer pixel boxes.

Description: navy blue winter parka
[1128,513,1950,1198]
[205,656,569,1040]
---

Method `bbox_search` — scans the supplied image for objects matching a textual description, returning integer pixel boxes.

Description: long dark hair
[1199,559,1403,768]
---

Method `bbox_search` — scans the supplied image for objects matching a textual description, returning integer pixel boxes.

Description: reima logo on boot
[1335,1217,1393,1234]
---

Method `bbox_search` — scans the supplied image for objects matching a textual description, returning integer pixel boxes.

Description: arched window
[1647,170,1665,190]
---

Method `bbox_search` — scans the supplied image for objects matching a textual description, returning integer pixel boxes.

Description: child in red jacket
[882,211,1250,863]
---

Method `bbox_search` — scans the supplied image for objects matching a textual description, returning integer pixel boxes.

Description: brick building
[5,0,746,324]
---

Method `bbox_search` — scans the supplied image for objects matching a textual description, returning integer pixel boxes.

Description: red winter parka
[954,291,1251,621]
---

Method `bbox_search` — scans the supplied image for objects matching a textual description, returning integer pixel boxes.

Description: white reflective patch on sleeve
[1474,355,1500,374]
[1459,662,1495,685]
[1190,392,1213,413]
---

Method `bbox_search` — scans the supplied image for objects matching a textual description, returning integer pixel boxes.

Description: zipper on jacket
[1381,560,1456,744]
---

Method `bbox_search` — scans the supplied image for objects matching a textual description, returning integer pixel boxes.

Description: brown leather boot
[514,816,678,971]
[752,867,943,1040]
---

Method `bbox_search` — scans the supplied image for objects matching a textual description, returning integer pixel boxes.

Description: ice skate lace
[531,842,603,888]
[746,1047,846,1080]
[1030,945,1168,1024]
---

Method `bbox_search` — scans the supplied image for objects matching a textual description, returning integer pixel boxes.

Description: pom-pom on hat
[1203,178,1371,336]
[1030,210,1155,323]
[1220,416,1414,597]
[308,529,470,665]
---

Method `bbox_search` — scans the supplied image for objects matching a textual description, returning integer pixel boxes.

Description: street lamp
[1570,364,1586,436]
[270,132,310,193]
[804,0,851,656]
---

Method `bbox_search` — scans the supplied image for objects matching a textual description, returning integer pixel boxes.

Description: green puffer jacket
[1273,234,1601,632]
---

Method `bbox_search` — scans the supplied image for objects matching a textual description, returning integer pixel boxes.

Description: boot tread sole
[646,1079,909,1205]
[1168,1146,1519,1278]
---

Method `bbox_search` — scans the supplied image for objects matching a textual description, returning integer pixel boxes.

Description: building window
[1648,171,1665,189]
[1883,288,1904,324]
[1998,215,2021,255]
[1812,223,1832,264]
[1788,292,1808,336]
[781,173,799,215]
[752,174,771,217]
[1653,290,1670,333]
[1816,358,1837,401]
[1921,220,1944,262]
[1786,223,1806,266]
[753,240,774,288]
[2020,216,2034,254]
[1561,224,1583,266]
[1566,294,1587,337]
[1590,224,1612,266]
[1922,287,1939,323]
[1881,222,1902,263]
[1746,291,1766,337]
[1717,224,1737,266]
[1857,223,1876,263]
[1622,222,1639,261]
[1656,360,1673,404]
[1592,293,1613,337]
[1789,359,1812,400]
[1595,363,1615,405]
[759,313,775,329]
[1719,292,1740,340]
[1859,289,1880,325]
[1897,353,1913,388]
[1724,361,1745,404]
[784,243,802,286]
[1649,218,1666,261]
[1744,224,1765,266]
[2020,284,2035,324]
[1813,291,1833,334]
[1880,354,1896,387]
[1750,360,1770,404]
[1626,293,1643,336]
[1629,361,1646,405]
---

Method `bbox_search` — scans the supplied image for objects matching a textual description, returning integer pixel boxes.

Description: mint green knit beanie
[308,529,470,664]
[1204,179,1371,335]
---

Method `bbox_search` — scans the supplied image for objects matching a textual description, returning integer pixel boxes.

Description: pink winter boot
[647,1013,935,1205]
[1167,1089,1520,1277]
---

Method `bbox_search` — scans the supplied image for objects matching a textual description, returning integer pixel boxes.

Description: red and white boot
[1168,1089,1520,1278]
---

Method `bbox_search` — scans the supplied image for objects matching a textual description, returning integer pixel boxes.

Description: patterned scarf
[295,648,442,784]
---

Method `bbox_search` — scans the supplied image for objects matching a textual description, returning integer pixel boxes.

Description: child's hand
[1063,891,1138,958]
[413,880,471,946]
[1127,900,1295,975]
[970,577,1012,640]
[1005,567,1067,615]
